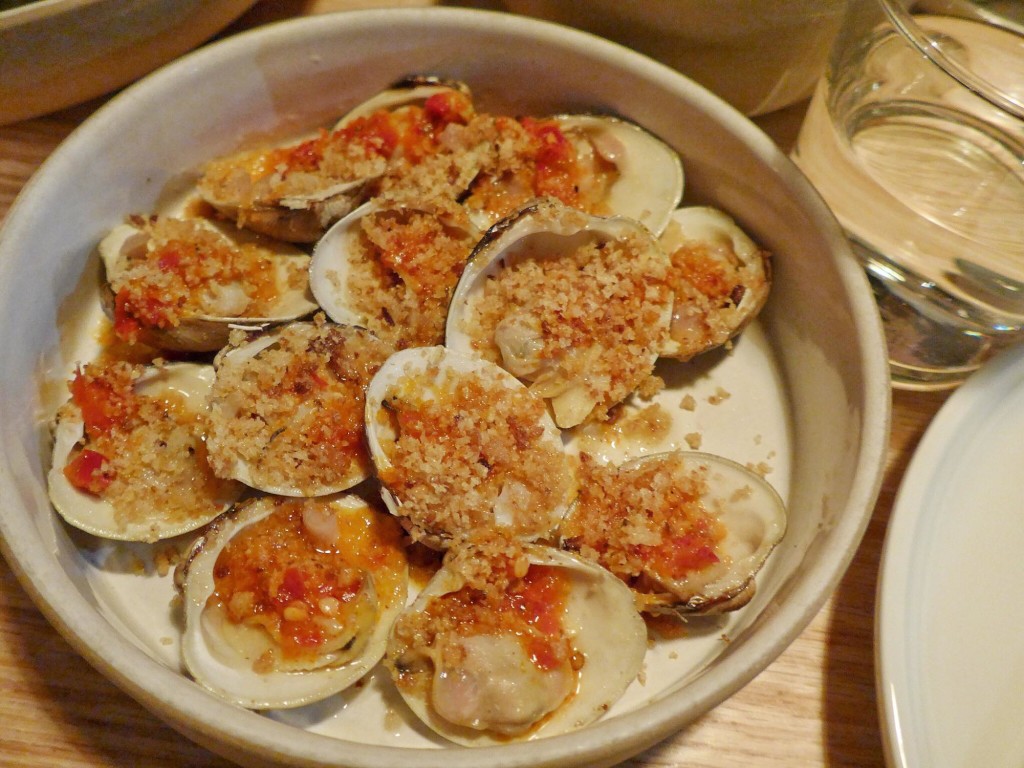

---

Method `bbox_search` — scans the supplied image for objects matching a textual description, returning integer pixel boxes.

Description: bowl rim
[0,7,892,767]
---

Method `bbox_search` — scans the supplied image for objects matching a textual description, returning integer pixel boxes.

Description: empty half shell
[310,198,480,349]
[385,536,646,745]
[364,346,576,548]
[658,207,772,361]
[560,451,786,615]
[48,361,244,542]
[206,320,390,496]
[99,215,317,352]
[446,198,673,428]
[177,493,408,709]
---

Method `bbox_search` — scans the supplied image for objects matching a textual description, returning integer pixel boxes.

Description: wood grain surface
[0,3,956,766]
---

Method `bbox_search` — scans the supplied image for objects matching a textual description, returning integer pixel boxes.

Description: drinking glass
[793,0,1024,389]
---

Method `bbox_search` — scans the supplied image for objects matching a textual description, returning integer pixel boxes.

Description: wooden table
[0,3,956,766]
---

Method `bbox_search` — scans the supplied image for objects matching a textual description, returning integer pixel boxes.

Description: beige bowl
[0,8,890,767]
[0,0,255,125]
[503,0,847,115]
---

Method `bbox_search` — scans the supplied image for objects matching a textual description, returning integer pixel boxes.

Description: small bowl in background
[0,0,256,125]
[502,0,847,116]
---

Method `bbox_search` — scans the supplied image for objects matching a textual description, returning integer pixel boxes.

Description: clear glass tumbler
[793,0,1024,389]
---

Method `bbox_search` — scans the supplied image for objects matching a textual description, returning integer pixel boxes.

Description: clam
[445,198,674,428]
[658,207,772,361]
[310,197,480,349]
[363,346,575,548]
[332,75,473,129]
[385,537,646,745]
[48,361,244,542]
[99,215,317,352]
[205,320,390,497]
[177,493,408,709]
[560,451,786,615]
[197,78,475,243]
[461,113,684,234]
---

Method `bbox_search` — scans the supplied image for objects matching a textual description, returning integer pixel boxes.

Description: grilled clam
[461,113,683,234]
[205,320,390,497]
[658,207,771,361]
[310,197,480,349]
[177,494,408,709]
[99,215,316,352]
[48,361,243,542]
[560,450,786,615]
[363,346,575,548]
[196,78,475,243]
[445,198,674,428]
[385,536,645,744]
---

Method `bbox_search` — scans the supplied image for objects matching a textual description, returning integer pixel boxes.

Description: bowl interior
[0,8,889,768]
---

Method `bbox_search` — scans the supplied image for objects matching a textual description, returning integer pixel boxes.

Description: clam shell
[561,450,787,615]
[178,494,408,710]
[552,114,683,237]
[364,346,575,548]
[206,321,389,497]
[658,207,772,361]
[445,198,673,428]
[198,77,474,243]
[309,199,480,349]
[48,362,243,542]
[385,543,646,745]
[98,217,317,352]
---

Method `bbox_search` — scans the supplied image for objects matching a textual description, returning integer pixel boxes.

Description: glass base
[854,240,1024,391]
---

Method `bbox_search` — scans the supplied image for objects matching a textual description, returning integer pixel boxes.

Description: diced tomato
[285,133,326,172]
[510,565,568,637]
[156,246,182,273]
[68,367,137,436]
[424,91,473,127]
[521,117,579,203]
[276,566,306,605]
[337,111,401,159]
[112,293,144,343]
[655,533,720,578]
[283,621,324,650]
[526,637,564,671]
[63,449,114,494]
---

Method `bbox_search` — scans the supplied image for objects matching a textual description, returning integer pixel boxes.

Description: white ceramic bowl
[0,8,890,768]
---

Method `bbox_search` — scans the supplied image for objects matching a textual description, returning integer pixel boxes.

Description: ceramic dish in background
[0,0,256,125]
[500,0,847,116]
[877,343,1024,768]
[0,8,890,768]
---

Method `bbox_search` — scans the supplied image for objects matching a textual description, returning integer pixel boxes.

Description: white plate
[878,343,1024,768]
